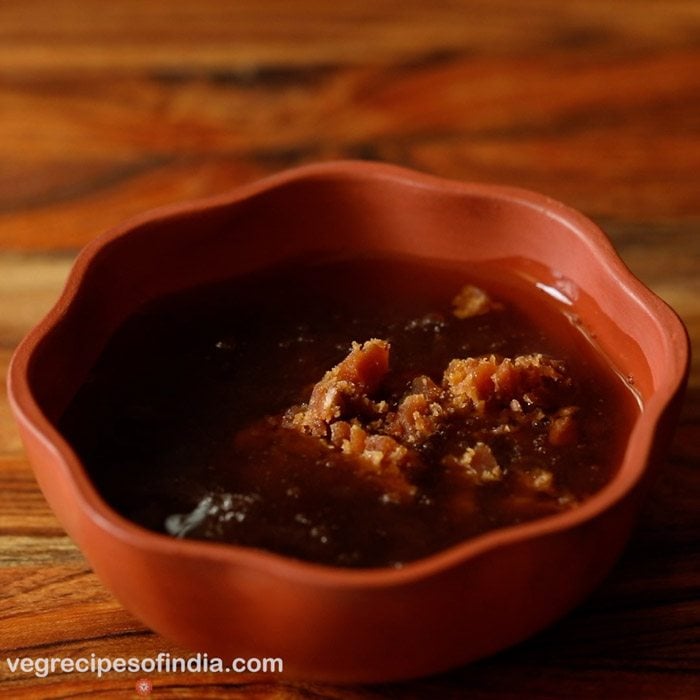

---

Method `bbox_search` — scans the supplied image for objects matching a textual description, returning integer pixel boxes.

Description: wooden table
[1,1,698,697]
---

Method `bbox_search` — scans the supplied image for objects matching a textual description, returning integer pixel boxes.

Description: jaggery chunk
[443,353,569,411]
[451,284,503,319]
[394,394,441,444]
[298,339,389,436]
[331,422,419,501]
[526,468,554,492]
[443,442,503,484]
[410,375,444,401]
[283,340,420,500]
[387,376,445,444]
[548,406,578,446]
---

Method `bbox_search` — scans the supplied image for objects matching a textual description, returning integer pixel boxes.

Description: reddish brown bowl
[8,162,689,682]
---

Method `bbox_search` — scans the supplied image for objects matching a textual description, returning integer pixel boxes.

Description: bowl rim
[7,160,690,588]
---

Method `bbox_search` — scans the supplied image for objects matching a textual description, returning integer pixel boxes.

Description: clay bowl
[8,161,689,682]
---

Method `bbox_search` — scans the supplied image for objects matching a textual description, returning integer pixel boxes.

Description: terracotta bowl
[8,161,689,682]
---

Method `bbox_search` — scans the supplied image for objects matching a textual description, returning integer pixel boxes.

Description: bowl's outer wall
[11,163,690,681]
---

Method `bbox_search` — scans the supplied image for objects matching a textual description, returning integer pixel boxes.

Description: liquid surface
[60,255,639,568]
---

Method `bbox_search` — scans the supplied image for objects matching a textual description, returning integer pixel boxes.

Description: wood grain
[1,2,699,249]
[0,1,698,697]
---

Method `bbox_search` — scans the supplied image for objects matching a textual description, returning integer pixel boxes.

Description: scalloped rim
[7,160,690,588]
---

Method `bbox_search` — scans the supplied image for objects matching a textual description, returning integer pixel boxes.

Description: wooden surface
[1,1,698,697]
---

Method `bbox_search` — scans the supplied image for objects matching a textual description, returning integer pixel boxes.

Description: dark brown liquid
[59,255,639,568]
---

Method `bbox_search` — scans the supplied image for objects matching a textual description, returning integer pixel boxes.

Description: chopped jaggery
[335,422,420,501]
[280,340,419,501]
[443,353,570,411]
[387,389,444,445]
[443,442,503,484]
[289,339,389,437]
[548,406,578,446]
[451,284,503,319]
[277,336,581,505]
